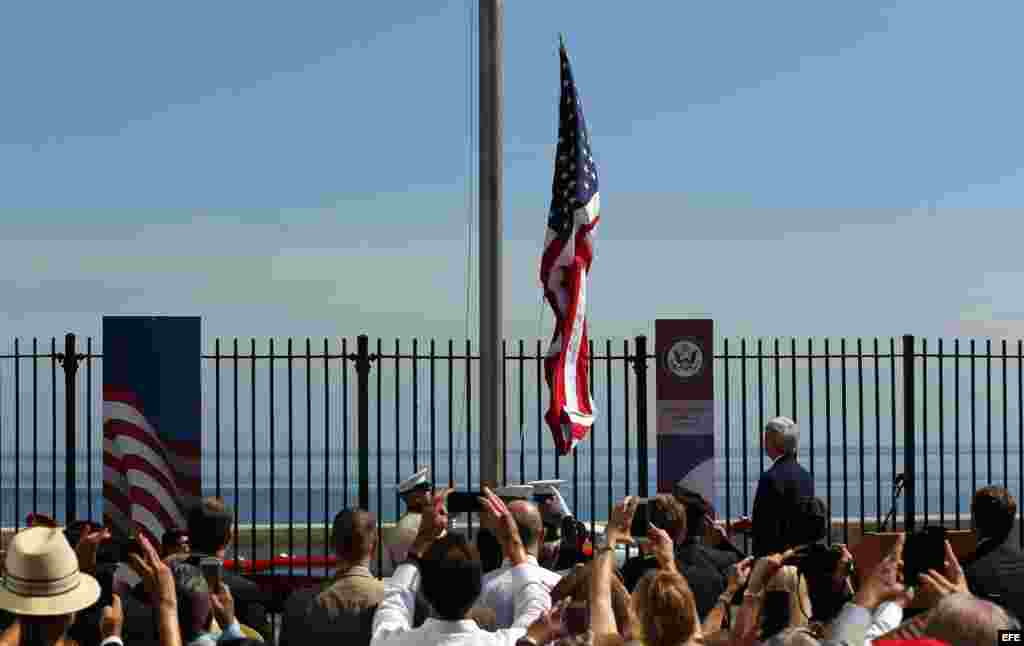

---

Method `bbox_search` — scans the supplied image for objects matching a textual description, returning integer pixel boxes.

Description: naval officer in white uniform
[387,467,433,571]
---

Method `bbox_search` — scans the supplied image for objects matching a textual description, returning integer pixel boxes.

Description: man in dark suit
[184,497,272,642]
[732,416,814,557]
[962,485,1024,622]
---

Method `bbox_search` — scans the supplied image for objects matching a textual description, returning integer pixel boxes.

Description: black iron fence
[2,333,1023,573]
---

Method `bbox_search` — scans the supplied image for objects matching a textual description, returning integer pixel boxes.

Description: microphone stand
[879,478,906,533]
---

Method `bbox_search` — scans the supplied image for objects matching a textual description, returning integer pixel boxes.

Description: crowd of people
[0,416,1022,646]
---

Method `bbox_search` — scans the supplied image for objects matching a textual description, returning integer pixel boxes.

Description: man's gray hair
[924,592,1020,646]
[766,416,799,456]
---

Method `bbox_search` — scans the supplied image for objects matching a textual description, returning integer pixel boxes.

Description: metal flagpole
[479,0,504,489]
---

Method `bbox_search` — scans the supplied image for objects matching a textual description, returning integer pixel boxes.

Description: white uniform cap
[493,485,535,500]
[398,467,431,495]
[528,480,567,496]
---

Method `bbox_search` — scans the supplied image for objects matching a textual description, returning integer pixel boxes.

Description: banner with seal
[656,319,714,504]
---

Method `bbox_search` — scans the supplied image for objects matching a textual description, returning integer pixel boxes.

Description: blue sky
[2,0,1024,345]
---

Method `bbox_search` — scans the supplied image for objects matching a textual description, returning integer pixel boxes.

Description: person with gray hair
[732,416,815,556]
[923,592,1020,646]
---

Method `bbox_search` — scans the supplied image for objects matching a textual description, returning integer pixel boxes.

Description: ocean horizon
[1,444,1020,528]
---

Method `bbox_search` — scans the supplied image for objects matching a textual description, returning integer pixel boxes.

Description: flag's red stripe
[104,420,200,487]
[103,389,146,416]
[118,454,182,504]
[129,487,181,534]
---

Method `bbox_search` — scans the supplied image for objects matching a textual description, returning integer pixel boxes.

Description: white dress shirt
[371,562,536,646]
[475,556,562,628]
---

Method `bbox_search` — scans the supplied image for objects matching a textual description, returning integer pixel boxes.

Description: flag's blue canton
[548,46,599,238]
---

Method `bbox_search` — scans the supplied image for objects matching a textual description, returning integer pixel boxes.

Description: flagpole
[479,0,504,489]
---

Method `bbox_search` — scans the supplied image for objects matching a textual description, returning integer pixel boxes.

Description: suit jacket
[751,454,814,557]
[280,566,385,646]
[963,536,1024,621]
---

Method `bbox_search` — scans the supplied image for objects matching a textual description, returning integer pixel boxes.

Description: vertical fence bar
[605,339,613,524]
[87,337,93,521]
[466,339,473,535]
[758,339,764,477]
[986,339,992,484]
[449,340,455,488]
[890,338,897,523]
[324,338,330,568]
[970,339,977,498]
[518,340,525,483]
[923,339,928,523]
[50,337,56,519]
[857,339,865,534]
[825,339,832,536]
[589,338,595,526]
[791,339,797,423]
[501,340,507,485]
[955,339,961,530]
[269,339,277,574]
[741,340,749,523]
[250,338,256,561]
[430,340,437,492]
[357,335,370,511]
[288,339,294,576]
[395,339,401,523]
[902,335,916,533]
[15,338,20,532]
[874,339,881,525]
[774,339,781,417]
[808,339,815,484]
[233,339,239,561]
[939,340,945,526]
[33,337,38,517]
[343,338,350,509]
[624,339,631,497]
[376,338,383,574]
[634,336,649,498]
[537,340,543,481]
[414,339,420,474]
[1002,340,1008,489]
[306,338,312,577]
[215,339,221,499]
[724,339,731,525]
[841,339,848,543]
[61,334,78,524]
[1019,340,1023,549]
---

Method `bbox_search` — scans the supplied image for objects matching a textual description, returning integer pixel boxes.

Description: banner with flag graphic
[541,38,599,456]
[103,317,201,547]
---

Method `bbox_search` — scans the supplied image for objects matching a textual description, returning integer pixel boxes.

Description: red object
[541,42,600,456]
[223,554,338,574]
[875,640,949,645]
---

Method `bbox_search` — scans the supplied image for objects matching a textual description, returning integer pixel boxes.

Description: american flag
[541,38,599,456]
[103,389,201,547]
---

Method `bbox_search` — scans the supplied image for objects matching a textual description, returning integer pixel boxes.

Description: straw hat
[0,527,100,616]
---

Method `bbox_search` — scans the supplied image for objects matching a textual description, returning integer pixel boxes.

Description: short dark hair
[972,486,1017,540]
[475,528,504,573]
[419,534,482,620]
[187,497,234,554]
[332,509,378,562]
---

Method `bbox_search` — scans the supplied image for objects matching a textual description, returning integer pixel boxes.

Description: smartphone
[200,557,223,583]
[903,526,946,587]
[630,499,650,538]
[447,491,484,514]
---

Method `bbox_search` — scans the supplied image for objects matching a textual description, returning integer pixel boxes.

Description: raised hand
[480,487,526,565]
[854,533,911,610]
[209,581,237,629]
[606,497,638,547]
[728,556,755,591]
[128,533,177,611]
[74,525,112,576]
[410,488,452,559]
[647,524,676,571]
[918,540,969,607]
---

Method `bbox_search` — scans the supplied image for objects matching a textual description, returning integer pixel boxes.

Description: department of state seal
[664,338,705,381]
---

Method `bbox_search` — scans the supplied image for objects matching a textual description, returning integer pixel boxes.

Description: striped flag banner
[540,37,599,456]
[103,317,201,547]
